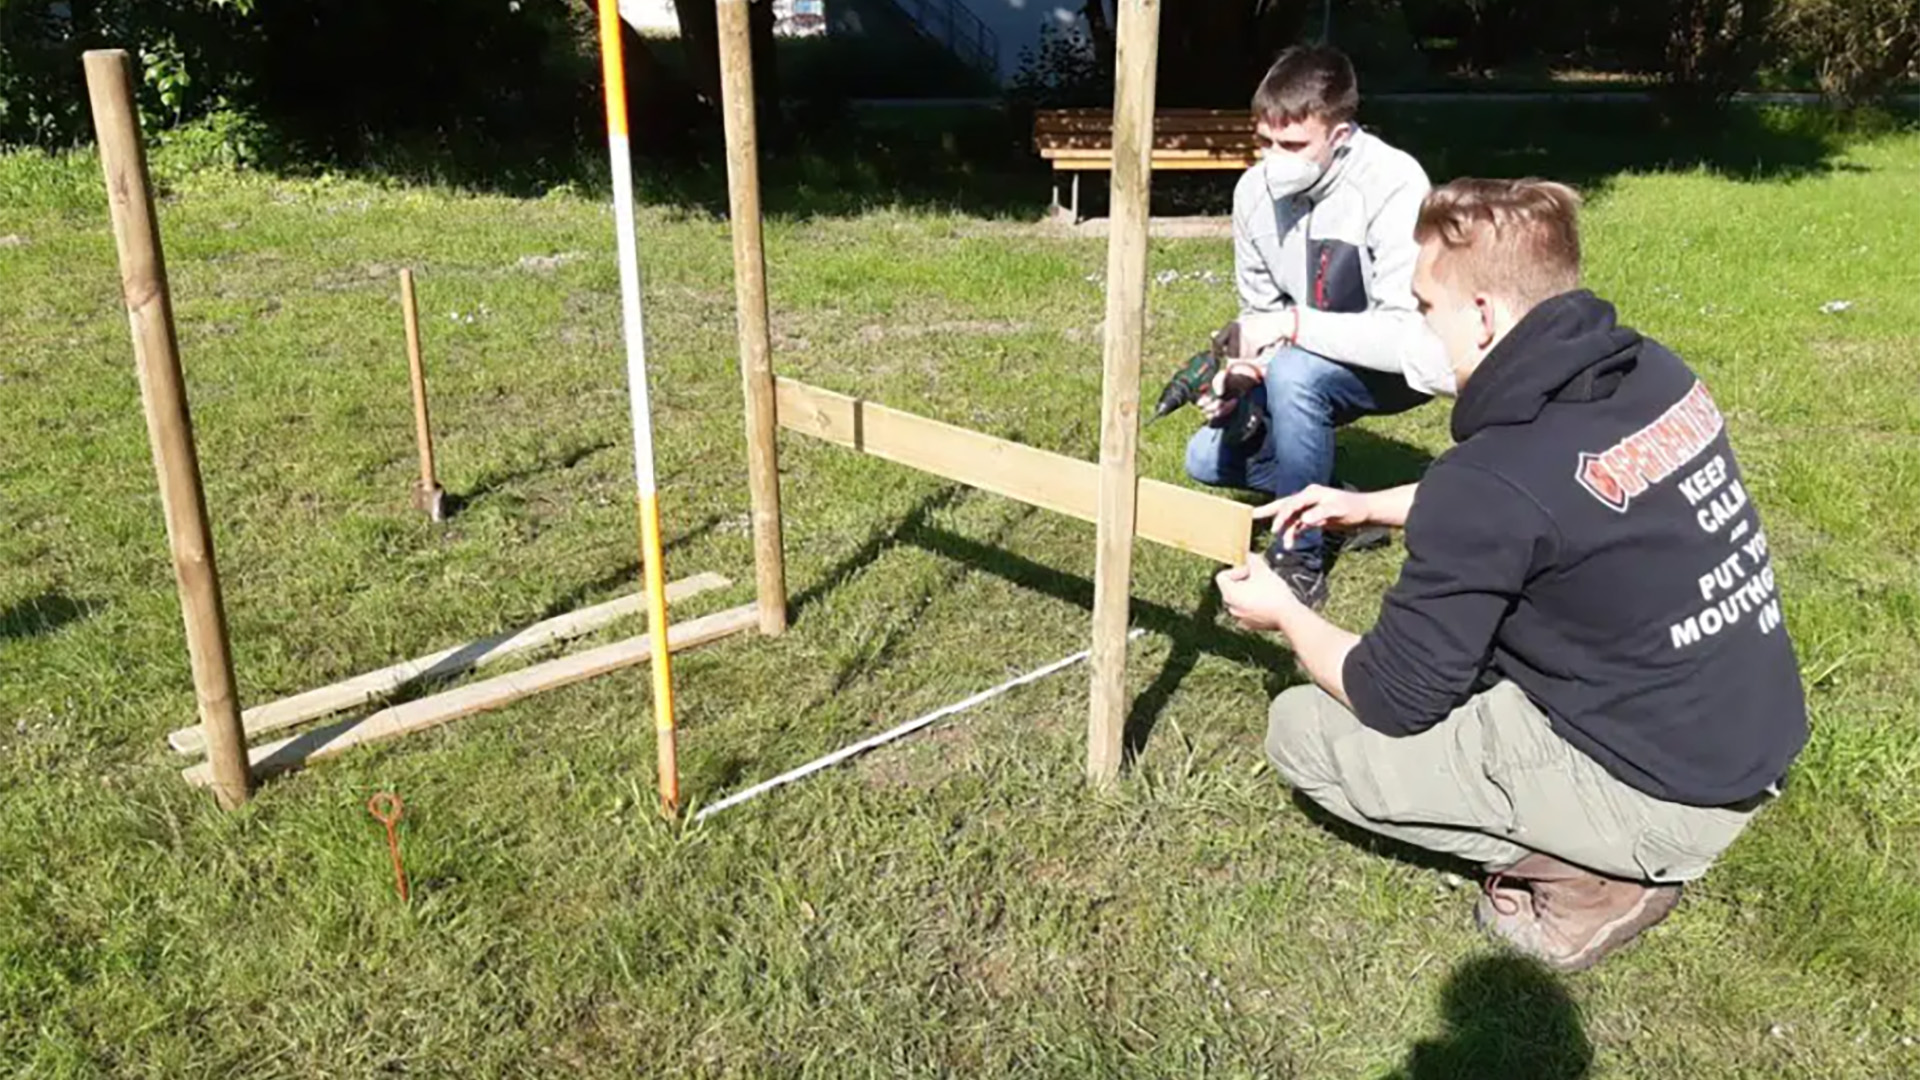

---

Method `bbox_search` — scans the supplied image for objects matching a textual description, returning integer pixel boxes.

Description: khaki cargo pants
[1266,681,1760,882]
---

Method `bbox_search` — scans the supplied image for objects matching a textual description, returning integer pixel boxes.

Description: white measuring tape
[692,628,1146,822]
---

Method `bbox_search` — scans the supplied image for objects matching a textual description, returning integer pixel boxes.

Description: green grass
[2,110,1918,1077]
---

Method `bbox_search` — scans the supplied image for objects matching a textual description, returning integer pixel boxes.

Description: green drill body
[1148,347,1266,449]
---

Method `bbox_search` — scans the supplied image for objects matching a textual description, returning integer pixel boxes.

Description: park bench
[1032,107,1260,222]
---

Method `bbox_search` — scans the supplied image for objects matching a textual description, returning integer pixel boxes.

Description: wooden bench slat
[1037,135,1259,151]
[1029,107,1259,194]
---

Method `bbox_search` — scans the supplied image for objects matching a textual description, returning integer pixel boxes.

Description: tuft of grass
[2,108,1918,1076]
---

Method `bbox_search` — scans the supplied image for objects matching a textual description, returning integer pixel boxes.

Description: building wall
[618,0,828,37]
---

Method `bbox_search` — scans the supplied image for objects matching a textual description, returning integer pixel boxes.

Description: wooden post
[84,49,254,809]
[716,0,788,637]
[398,269,446,521]
[1086,0,1161,784]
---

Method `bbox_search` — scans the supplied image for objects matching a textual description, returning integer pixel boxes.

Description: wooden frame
[96,0,1194,809]
[710,0,1185,785]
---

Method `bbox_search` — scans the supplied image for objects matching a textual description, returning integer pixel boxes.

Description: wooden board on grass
[181,602,761,788]
[167,572,731,755]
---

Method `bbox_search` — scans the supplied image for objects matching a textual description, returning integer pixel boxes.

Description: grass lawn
[2,106,1918,1077]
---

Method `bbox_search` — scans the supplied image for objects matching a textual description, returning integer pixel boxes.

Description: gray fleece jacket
[1232,127,1454,396]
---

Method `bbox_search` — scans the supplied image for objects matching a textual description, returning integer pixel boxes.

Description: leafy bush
[0,0,257,148]
[0,0,593,169]
[1775,0,1920,107]
[1658,0,1778,104]
[1008,21,1110,108]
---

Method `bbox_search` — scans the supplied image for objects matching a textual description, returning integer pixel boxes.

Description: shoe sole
[1476,886,1683,973]
[1551,886,1683,973]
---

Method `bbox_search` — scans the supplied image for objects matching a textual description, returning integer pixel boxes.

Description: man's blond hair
[1415,178,1583,310]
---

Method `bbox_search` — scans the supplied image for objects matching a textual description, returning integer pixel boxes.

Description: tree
[1662,0,1776,103]
[668,0,780,125]
[1777,0,1920,107]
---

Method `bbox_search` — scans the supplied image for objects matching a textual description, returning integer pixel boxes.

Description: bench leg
[1071,172,1081,224]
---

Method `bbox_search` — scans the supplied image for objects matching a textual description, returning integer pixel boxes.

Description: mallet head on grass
[411,478,446,522]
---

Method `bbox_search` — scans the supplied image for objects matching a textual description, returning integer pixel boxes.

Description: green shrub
[1775,0,1920,108]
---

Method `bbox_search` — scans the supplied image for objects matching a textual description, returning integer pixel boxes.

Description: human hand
[1254,484,1373,551]
[1197,360,1264,422]
[1214,310,1295,360]
[1215,552,1303,632]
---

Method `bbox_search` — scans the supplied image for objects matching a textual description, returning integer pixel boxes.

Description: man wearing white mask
[1186,45,1450,608]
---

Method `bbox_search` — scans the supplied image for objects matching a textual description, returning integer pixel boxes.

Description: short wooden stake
[399,269,446,522]
[1087,0,1162,784]
[84,48,254,809]
[716,0,789,637]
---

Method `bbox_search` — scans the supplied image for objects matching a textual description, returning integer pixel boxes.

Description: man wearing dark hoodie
[1213,177,1808,972]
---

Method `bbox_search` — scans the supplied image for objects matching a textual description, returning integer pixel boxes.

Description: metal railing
[889,0,1000,79]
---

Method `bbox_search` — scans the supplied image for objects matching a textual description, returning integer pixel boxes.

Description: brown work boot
[1474,852,1682,972]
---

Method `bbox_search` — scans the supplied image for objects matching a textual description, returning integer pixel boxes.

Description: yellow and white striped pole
[597,1,681,817]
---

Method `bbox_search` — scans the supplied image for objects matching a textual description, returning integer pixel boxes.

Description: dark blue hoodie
[1341,290,1808,807]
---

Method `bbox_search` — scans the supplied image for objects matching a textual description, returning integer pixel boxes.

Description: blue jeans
[1184,346,1430,570]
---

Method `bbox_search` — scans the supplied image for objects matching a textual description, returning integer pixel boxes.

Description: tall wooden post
[716,0,788,637]
[84,49,254,809]
[1086,0,1161,784]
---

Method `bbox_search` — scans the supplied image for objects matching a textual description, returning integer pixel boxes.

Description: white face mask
[1261,150,1324,201]
[1258,124,1354,201]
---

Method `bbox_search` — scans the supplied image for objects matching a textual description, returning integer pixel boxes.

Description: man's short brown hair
[1414,178,1583,309]
[1252,45,1359,126]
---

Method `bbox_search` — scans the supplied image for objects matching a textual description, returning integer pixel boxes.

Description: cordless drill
[1147,346,1266,449]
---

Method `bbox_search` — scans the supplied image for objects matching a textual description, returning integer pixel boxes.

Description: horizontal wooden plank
[167,571,733,756]
[774,378,1251,565]
[1033,111,1254,145]
[1044,139,1267,154]
[1041,148,1259,160]
[182,603,762,788]
[1036,122,1254,138]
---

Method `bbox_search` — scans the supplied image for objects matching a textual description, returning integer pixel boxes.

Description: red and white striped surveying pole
[596,1,682,817]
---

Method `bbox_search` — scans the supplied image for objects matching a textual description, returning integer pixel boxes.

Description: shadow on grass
[534,512,728,623]
[442,440,617,518]
[1336,426,1438,491]
[1289,793,1480,878]
[1125,582,1230,762]
[788,484,971,622]
[1371,99,1852,197]
[0,593,95,643]
[311,513,729,715]
[1382,954,1593,1080]
[901,521,1304,762]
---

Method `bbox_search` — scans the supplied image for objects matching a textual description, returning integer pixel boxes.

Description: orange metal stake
[368,792,409,903]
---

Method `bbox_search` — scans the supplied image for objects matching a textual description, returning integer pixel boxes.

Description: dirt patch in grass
[856,717,981,790]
